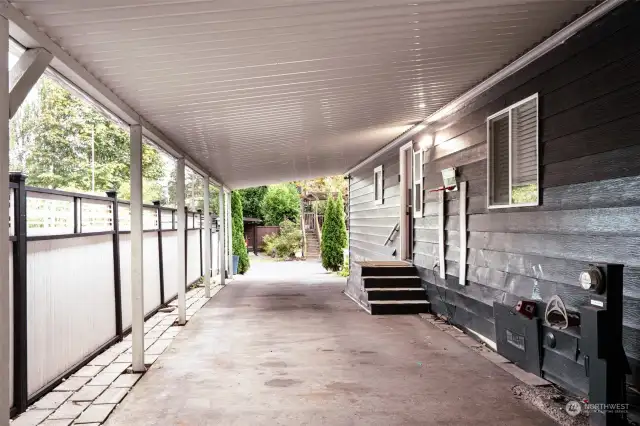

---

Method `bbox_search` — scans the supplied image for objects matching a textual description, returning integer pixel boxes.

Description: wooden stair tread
[366,287,424,291]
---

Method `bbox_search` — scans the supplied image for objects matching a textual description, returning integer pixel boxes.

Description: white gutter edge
[344,0,626,176]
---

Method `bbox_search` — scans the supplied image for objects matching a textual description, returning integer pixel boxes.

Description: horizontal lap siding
[349,150,400,262]
[412,0,640,395]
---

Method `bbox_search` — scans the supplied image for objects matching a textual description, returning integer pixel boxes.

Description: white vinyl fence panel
[119,232,163,329]
[26,235,115,397]
[211,231,219,276]
[201,229,220,279]
[161,232,179,302]
[187,229,201,284]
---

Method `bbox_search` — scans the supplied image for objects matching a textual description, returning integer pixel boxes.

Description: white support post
[438,191,445,279]
[227,191,233,279]
[0,16,10,425]
[203,178,211,298]
[130,124,145,372]
[218,189,225,285]
[176,158,187,325]
[459,181,467,286]
[9,47,52,119]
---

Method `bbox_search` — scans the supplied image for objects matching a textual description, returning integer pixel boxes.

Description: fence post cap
[152,200,161,206]
[106,190,118,198]
[9,172,26,182]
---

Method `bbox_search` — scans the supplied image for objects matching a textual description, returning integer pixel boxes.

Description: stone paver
[110,374,142,389]
[93,387,129,405]
[33,391,72,410]
[69,385,107,402]
[10,409,52,426]
[143,354,159,364]
[73,366,104,378]
[145,339,171,355]
[88,352,119,367]
[74,405,116,424]
[53,377,90,392]
[86,372,120,387]
[48,402,89,420]
[112,354,130,365]
[100,363,129,375]
[39,419,73,426]
[159,328,180,339]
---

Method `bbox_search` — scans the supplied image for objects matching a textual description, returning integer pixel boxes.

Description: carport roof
[8,0,599,188]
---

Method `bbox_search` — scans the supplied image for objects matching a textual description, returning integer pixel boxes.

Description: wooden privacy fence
[7,172,219,417]
[255,226,280,249]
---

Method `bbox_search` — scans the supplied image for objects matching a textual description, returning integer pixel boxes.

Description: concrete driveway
[106,259,555,426]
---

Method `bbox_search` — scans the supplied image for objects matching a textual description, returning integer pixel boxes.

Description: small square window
[374,165,383,205]
[487,94,539,208]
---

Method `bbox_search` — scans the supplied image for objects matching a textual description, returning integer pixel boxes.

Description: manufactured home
[347,1,640,422]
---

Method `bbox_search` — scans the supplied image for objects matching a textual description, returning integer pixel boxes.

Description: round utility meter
[579,267,604,293]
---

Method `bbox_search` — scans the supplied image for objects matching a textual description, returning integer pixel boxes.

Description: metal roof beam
[9,47,52,119]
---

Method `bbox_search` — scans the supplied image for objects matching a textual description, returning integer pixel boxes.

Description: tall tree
[9,76,165,197]
[260,183,300,226]
[321,196,345,271]
[231,191,250,274]
[238,186,267,220]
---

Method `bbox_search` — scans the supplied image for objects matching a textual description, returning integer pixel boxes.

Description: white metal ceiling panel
[10,0,595,187]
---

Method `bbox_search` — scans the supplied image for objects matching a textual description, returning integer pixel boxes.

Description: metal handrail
[384,222,400,246]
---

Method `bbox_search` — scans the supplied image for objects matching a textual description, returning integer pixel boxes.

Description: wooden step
[363,276,422,289]
[361,264,417,277]
[366,287,426,301]
[369,300,430,315]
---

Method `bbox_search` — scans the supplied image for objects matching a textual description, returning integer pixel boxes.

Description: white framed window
[487,93,539,208]
[413,149,423,218]
[374,165,384,205]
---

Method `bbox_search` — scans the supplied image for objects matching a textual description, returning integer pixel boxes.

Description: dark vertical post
[253,223,258,255]
[73,197,80,234]
[10,172,27,414]
[106,190,123,341]
[197,209,203,277]
[154,201,165,305]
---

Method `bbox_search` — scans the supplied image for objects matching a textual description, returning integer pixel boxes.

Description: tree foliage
[294,176,347,195]
[260,183,300,226]
[321,195,347,271]
[231,191,250,274]
[238,186,267,220]
[262,219,302,259]
[10,76,165,199]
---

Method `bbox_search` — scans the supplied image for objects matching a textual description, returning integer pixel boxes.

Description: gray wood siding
[349,150,400,262]
[411,1,640,395]
[347,0,640,402]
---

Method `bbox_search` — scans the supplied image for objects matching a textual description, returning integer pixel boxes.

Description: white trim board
[398,141,413,262]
